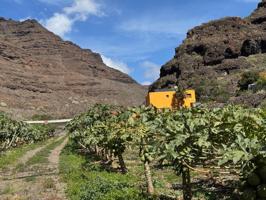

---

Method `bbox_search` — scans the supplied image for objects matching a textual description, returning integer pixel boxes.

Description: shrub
[260,100,266,110]
[238,71,259,90]
[30,114,56,137]
[211,86,231,103]
[259,71,266,80]
[255,78,266,91]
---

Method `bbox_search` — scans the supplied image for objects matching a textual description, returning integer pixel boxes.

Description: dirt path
[0,136,68,200]
[18,146,48,165]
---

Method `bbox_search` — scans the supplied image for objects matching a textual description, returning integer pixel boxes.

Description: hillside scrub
[238,71,266,91]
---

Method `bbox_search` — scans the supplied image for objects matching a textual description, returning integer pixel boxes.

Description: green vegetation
[189,77,231,103]
[238,71,259,90]
[238,71,266,91]
[30,114,56,140]
[60,142,236,200]
[60,143,146,200]
[25,175,36,182]
[26,137,65,166]
[0,184,14,195]
[0,140,48,170]
[239,154,266,199]
[43,178,56,189]
[255,78,266,91]
[0,113,55,152]
[31,114,56,130]
[65,104,266,200]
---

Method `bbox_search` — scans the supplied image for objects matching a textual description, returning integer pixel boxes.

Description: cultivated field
[0,105,265,200]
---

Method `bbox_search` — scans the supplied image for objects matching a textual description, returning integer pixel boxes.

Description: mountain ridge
[151,0,266,107]
[0,18,146,119]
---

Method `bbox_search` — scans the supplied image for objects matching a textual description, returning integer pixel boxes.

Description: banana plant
[66,104,266,199]
[155,108,213,200]
[105,110,133,173]
[127,106,161,195]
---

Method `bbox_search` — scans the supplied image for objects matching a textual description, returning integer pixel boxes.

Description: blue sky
[1,0,261,85]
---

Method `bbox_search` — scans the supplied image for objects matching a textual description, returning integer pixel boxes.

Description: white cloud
[42,0,102,38]
[101,55,131,74]
[44,13,73,37]
[140,61,161,86]
[141,61,160,80]
[141,81,152,86]
[118,17,207,35]
[19,16,32,22]
[64,0,101,21]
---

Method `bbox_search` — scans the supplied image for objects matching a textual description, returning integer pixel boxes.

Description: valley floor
[0,135,237,200]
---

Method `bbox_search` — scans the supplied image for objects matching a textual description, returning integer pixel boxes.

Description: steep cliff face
[151,0,266,106]
[0,18,146,119]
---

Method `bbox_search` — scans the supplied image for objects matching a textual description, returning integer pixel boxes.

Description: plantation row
[0,113,55,152]
[66,104,266,200]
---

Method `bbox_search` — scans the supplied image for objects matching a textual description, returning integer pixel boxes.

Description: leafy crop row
[66,104,266,200]
[0,113,55,151]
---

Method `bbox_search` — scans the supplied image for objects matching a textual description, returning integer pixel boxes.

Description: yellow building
[146,89,196,109]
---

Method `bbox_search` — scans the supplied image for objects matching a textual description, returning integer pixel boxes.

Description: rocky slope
[0,18,146,119]
[151,0,266,106]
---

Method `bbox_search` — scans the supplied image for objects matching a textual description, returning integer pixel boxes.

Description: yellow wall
[147,90,196,109]
[183,90,196,108]
[147,91,176,109]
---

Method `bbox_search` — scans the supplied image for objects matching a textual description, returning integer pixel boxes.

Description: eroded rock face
[249,0,266,26]
[151,0,266,106]
[0,18,146,119]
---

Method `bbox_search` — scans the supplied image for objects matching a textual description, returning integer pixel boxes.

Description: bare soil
[0,136,68,200]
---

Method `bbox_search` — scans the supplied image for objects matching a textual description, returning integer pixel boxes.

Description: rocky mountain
[0,18,146,119]
[151,0,266,107]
